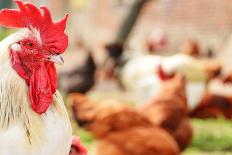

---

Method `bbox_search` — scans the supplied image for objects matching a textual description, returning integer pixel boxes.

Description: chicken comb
[157,64,174,81]
[0,0,69,53]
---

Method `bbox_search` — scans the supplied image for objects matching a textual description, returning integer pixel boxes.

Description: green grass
[76,129,94,148]
[184,118,232,155]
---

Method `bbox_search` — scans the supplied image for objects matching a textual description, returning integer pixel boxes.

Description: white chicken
[121,54,221,109]
[0,1,72,155]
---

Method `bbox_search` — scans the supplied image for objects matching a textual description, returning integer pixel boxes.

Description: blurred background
[2,0,232,155]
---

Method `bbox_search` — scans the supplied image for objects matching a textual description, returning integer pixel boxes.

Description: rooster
[0,1,73,155]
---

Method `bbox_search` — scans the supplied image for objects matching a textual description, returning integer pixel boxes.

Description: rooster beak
[47,55,64,65]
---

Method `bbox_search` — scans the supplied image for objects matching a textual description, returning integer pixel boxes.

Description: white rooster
[0,1,72,155]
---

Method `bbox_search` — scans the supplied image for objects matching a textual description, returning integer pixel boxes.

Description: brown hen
[140,74,193,151]
[68,94,180,155]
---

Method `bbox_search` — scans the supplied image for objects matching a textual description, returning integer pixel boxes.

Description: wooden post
[115,0,148,45]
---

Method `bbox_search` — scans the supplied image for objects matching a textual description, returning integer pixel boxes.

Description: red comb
[0,0,69,53]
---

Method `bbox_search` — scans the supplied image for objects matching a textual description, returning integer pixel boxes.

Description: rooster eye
[21,40,35,49]
[27,42,33,47]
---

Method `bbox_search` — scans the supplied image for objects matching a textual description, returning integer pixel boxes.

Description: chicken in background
[68,93,180,155]
[181,39,200,57]
[190,72,232,119]
[181,39,215,58]
[120,53,221,109]
[190,93,232,119]
[139,73,192,150]
[59,51,96,94]
[98,42,130,87]
[146,29,168,54]
[121,53,221,89]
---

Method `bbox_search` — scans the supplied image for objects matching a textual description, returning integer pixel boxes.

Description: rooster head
[0,0,68,114]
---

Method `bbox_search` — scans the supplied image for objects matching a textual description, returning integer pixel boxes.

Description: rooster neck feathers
[0,37,43,143]
[0,69,29,129]
[0,47,70,146]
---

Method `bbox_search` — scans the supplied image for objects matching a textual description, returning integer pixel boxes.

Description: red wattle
[29,64,53,114]
[10,51,57,114]
[46,63,57,94]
